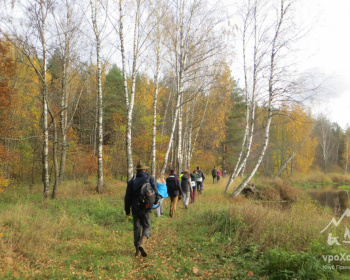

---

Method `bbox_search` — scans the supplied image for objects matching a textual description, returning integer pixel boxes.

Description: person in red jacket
[217,168,222,183]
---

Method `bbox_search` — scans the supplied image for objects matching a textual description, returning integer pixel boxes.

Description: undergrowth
[0,177,349,279]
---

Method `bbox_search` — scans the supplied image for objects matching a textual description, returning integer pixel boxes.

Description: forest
[1,0,350,279]
[0,0,348,198]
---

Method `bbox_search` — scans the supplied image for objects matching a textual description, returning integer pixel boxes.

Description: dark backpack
[139,177,156,209]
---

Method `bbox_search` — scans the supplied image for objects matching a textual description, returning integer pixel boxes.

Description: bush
[262,248,338,280]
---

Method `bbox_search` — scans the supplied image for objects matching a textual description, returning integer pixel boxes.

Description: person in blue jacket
[155,175,168,217]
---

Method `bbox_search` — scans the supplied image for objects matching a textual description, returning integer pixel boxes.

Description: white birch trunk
[151,38,161,178]
[40,0,50,198]
[58,0,71,184]
[232,0,290,197]
[119,0,141,180]
[91,0,104,193]
[160,93,181,176]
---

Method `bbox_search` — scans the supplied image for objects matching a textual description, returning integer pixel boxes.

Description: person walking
[124,162,158,258]
[196,166,205,194]
[211,166,218,184]
[155,175,168,217]
[217,168,222,183]
[180,170,191,209]
[190,170,199,203]
[166,169,181,217]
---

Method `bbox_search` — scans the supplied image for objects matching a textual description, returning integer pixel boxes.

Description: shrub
[262,248,338,280]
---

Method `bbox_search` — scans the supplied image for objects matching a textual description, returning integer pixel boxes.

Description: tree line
[0,0,348,198]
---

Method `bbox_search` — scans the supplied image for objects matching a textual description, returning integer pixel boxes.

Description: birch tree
[90,0,106,193]
[117,0,165,180]
[0,0,54,198]
[231,0,303,197]
[53,0,84,186]
[160,0,228,175]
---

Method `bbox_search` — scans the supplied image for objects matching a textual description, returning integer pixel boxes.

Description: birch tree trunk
[119,0,142,180]
[48,105,59,199]
[151,38,161,178]
[225,0,260,193]
[160,93,181,176]
[39,0,50,198]
[91,0,104,193]
[232,0,293,197]
[0,0,53,197]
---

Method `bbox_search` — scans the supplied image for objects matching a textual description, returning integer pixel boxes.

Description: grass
[0,177,350,279]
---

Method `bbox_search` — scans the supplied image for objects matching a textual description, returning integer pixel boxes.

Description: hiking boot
[135,247,141,257]
[138,236,148,257]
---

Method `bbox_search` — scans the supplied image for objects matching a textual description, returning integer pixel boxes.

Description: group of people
[160,166,205,218]
[211,165,223,184]
[124,163,206,257]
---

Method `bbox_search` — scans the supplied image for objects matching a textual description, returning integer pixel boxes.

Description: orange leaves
[0,39,16,135]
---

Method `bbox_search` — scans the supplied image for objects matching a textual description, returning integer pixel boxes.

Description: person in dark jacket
[211,166,218,184]
[196,166,205,194]
[166,169,181,217]
[190,170,200,203]
[124,162,158,258]
[180,169,192,209]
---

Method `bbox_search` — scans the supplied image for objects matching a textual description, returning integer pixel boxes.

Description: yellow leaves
[0,177,9,187]
[192,266,200,274]
[272,104,318,174]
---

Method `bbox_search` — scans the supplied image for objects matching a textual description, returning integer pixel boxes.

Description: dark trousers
[196,181,203,192]
[133,210,151,248]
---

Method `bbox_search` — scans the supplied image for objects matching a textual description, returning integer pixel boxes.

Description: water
[306,184,350,215]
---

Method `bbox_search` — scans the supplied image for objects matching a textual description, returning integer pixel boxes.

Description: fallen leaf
[193,266,200,274]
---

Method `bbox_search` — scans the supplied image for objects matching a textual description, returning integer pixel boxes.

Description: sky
[296,0,350,129]
[227,0,350,130]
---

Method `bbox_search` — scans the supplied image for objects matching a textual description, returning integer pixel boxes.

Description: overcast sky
[228,0,350,129]
[296,0,350,129]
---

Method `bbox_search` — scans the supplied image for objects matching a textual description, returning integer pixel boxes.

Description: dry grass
[202,176,347,252]
[225,197,333,250]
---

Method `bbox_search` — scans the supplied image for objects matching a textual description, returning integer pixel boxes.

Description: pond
[305,184,350,215]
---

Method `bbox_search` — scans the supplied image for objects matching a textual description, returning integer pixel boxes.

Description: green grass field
[1,177,350,279]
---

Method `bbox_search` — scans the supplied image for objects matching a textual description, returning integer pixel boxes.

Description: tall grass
[0,176,349,279]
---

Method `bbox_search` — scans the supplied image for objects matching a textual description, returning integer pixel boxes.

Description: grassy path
[3,179,344,279]
[121,183,247,279]
[1,180,248,279]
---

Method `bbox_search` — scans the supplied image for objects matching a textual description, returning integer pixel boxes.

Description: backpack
[139,177,156,209]
[181,176,190,190]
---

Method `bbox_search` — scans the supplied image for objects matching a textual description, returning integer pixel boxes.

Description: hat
[135,161,149,170]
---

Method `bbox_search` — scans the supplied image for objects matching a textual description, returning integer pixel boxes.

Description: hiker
[217,168,222,183]
[180,169,192,209]
[124,162,158,257]
[190,170,200,203]
[155,175,168,217]
[196,166,205,194]
[166,169,181,217]
[211,166,218,184]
